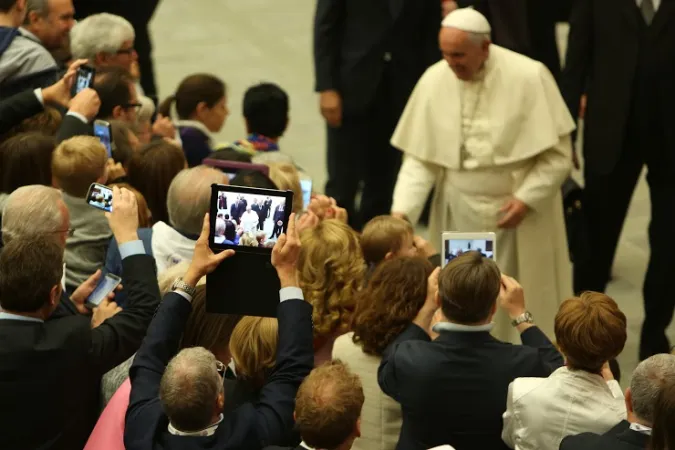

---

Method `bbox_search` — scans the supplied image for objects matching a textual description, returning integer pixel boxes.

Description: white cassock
[240,211,259,234]
[391,45,575,343]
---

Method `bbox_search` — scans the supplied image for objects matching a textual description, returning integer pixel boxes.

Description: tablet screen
[444,238,495,265]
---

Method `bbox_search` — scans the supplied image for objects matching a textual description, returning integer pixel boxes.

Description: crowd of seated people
[2,0,675,449]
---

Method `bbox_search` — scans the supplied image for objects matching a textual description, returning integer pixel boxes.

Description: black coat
[560,420,649,450]
[560,0,675,174]
[378,325,564,450]
[0,254,160,450]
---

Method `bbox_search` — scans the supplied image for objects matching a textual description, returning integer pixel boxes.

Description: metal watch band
[511,311,534,327]
[172,277,196,297]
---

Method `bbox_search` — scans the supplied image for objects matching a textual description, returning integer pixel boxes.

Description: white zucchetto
[441,7,491,34]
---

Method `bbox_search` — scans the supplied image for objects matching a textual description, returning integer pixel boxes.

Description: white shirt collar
[629,422,652,436]
[0,311,43,323]
[300,441,316,450]
[432,321,494,333]
[167,414,223,437]
[176,120,214,144]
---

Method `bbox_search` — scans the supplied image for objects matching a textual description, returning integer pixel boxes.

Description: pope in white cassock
[391,8,575,343]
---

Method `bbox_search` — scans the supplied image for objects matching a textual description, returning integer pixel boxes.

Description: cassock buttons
[384,52,392,62]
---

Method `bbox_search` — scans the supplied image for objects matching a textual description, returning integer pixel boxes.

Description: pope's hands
[319,90,342,128]
[497,198,529,229]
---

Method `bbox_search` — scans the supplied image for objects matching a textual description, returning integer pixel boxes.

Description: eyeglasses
[123,103,142,114]
[116,47,135,55]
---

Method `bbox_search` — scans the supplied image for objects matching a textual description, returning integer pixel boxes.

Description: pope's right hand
[320,90,342,128]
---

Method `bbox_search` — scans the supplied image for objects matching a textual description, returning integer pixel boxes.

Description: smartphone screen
[86,183,113,212]
[443,239,495,266]
[94,120,113,158]
[300,179,312,210]
[87,273,122,307]
[71,65,95,97]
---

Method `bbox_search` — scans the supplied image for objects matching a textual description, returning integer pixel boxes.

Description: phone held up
[86,272,122,309]
[71,65,96,97]
[94,120,113,158]
[86,183,113,213]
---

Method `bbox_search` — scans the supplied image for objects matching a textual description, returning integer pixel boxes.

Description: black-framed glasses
[123,102,142,114]
[116,47,135,55]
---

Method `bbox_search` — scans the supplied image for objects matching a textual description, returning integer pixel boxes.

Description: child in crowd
[361,215,418,267]
[51,136,111,290]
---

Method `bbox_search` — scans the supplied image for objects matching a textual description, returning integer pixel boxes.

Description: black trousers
[325,66,403,230]
[574,118,675,360]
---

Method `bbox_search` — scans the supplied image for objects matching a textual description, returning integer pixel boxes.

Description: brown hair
[110,182,152,228]
[51,136,108,197]
[352,257,433,355]
[360,215,414,266]
[158,74,226,120]
[180,286,242,358]
[267,162,303,213]
[93,66,135,119]
[295,360,364,450]
[126,140,186,225]
[555,292,627,373]
[299,220,365,340]
[649,378,675,450]
[2,106,62,139]
[0,238,63,312]
[108,120,135,167]
[438,251,501,324]
[229,317,278,388]
[0,132,56,193]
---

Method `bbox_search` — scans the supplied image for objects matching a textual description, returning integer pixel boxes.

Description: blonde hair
[229,317,279,387]
[361,215,414,265]
[267,162,303,213]
[299,220,365,339]
[51,136,108,197]
[157,261,206,296]
[240,232,258,247]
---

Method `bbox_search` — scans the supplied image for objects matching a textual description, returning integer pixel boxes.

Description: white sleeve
[391,154,440,225]
[501,382,517,449]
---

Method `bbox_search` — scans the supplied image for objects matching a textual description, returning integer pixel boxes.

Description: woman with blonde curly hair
[298,219,365,366]
[332,257,433,450]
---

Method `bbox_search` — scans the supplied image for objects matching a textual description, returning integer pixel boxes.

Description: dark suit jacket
[378,324,564,450]
[0,254,160,450]
[560,0,675,173]
[560,420,649,450]
[313,0,441,114]
[124,296,314,450]
[0,89,43,134]
[55,114,93,143]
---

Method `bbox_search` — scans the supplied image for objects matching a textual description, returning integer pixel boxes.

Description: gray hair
[160,347,223,432]
[2,186,65,244]
[630,354,675,424]
[24,0,49,24]
[467,31,491,46]
[70,13,135,60]
[167,167,227,236]
[138,95,156,123]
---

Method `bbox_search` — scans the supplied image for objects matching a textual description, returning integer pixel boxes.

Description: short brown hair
[0,132,56,193]
[360,216,414,265]
[2,107,62,139]
[229,317,278,387]
[555,292,627,372]
[438,251,501,324]
[52,136,108,197]
[295,360,364,449]
[0,238,63,312]
[352,257,433,355]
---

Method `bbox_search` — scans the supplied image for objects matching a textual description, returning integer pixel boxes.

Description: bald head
[167,166,228,236]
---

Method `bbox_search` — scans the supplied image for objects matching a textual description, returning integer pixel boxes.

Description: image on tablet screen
[444,239,495,265]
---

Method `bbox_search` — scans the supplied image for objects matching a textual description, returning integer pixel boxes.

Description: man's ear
[355,417,361,438]
[625,387,634,415]
[94,52,108,67]
[112,105,125,120]
[49,284,62,308]
[26,10,41,26]
[216,391,224,411]
[384,251,394,260]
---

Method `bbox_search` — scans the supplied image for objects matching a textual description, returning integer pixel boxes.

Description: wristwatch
[511,311,534,327]
[171,277,197,297]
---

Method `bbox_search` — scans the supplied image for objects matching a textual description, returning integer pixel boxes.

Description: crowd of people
[1,0,674,449]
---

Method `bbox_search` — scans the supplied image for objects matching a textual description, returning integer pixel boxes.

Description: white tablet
[441,232,497,267]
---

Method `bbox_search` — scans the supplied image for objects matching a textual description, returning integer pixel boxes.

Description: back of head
[93,66,134,119]
[360,215,414,266]
[650,377,675,450]
[295,360,365,450]
[158,74,226,120]
[70,13,135,60]
[127,140,186,225]
[2,185,64,244]
[353,257,433,356]
[299,220,365,338]
[438,251,501,324]
[229,169,278,190]
[167,166,227,236]
[52,136,107,197]
[108,120,134,166]
[2,106,62,139]
[242,82,289,139]
[554,292,627,373]
[160,347,223,432]
[630,354,675,425]
[266,162,302,213]
[0,132,55,194]
[229,316,279,387]
[0,237,63,312]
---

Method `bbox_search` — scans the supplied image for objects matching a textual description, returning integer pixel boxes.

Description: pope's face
[439,28,490,81]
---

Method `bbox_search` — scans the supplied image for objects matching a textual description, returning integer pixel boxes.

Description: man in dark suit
[264,361,365,450]
[124,214,314,450]
[560,354,675,450]
[271,203,285,239]
[252,200,264,231]
[0,186,160,450]
[560,0,675,359]
[313,0,442,230]
[218,193,227,210]
[378,252,563,450]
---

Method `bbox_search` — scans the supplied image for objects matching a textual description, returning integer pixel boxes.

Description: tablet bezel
[202,158,270,177]
[441,232,497,267]
[209,184,293,255]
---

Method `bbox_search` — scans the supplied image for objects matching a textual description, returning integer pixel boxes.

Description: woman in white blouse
[333,257,434,450]
[502,292,628,450]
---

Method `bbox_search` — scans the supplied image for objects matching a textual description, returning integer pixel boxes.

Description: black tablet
[209,184,293,255]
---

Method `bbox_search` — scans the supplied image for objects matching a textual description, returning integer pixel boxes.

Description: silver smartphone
[86,272,122,308]
[86,183,113,213]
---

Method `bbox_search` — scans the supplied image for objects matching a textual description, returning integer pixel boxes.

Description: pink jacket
[83,379,131,450]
